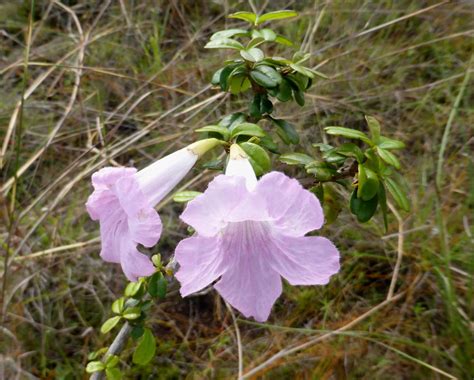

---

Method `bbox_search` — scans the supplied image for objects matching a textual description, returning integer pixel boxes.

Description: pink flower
[175,144,340,321]
[86,139,221,281]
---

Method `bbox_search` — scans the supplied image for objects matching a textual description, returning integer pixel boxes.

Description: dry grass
[1,1,473,379]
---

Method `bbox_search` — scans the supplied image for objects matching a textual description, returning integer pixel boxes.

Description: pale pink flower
[86,139,220,281]
[175,145,340,321]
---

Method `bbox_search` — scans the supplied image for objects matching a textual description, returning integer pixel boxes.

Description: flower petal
[215,253,282,322]
[175,236,225,297]
[120,243,156,282]
[180,175,248,236]
[256,171,324,236]
[269,234,340,285]
[91,167,136,190]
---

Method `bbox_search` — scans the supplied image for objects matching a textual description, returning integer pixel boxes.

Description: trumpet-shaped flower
[175,145,340,322]
[86,139,220,281]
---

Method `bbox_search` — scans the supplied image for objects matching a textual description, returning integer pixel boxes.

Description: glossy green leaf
[86,361,105,373]
[274,35,293,46]
[205,38,244,50]
[195,125,230,140]
[239,142,271,176]
[365,115,381,143]
[105,355,119,368]
[125,281,142,297]
[133,328,156,366]
[279,153,314,165]
[385,177,410,211]
[325,127,372,144]
[229,75,245,95]
[257,10,298,24]
[106,368,122,380]
[260,28,277,41]
[293,88,305,106]
[221,113,247,131]
[350,190,378,223]
[211,68,223,85]
[249,94,262,118]
[293,51,311,63]
[101,316,121,334]
[111,297,125,315]
[358,165,379,201]
[290,63,315,79]
[260,95,273,114]
[210,29,248,40]
[240,47,264,62]
[250,65,282,88]
[377,147,400,169]
[378,136,405,150]
[228,11,257,24]
[276,78,292,102]
[271,118,299,144]
[148,272,167,299]
[247,36,265,49]
[305,162,334,181]
[335,143,364,162]
[231,122,266,138]
[122,307,141,320]
[217,65,234,91]
[259,135,279,153]
[173,190,202,203]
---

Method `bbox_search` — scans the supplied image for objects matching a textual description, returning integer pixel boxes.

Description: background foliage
[1,0,472,378]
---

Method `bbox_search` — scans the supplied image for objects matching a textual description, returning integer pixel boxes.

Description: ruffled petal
[256,171,324,236]
[120,242,156,282]
[114,174,162,247]
[175,236,225,297]
[91,167,136,189]
[98,209,124,263]
[269,234,340,285]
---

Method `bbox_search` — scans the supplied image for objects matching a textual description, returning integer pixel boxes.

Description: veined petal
[269,234,340,285]
[135,147,198,206]
[120,242,156,282]
[175,236,225,296]
[256,171,324,236]
[215,221,282,322]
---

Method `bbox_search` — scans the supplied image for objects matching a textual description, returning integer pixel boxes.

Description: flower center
[221,221,271,256]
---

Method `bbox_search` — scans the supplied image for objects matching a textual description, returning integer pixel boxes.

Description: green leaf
[270,118,299,144]
[106,368,122,380]
[131,325,145,340]
[195,125,230,140]
[247,36,265,49]
[228,11,257,24]
[240,47,264,62]
[293,88,305,106]
[211,68,223,85]
[231,122,266,138]
[125,281,142,297]
[122,307,141,320]
[350,190,378,223]
[293,51,311,64]
[256,10,298,25]
[376,147,400,169]
[229,75,245,95]
[335,143,364,162]
[86,361,105,373]
[378,136,405,150]
[358,165,379,201]
[205,38,244,50]
[250,65,282,88]
[385,177,410,211]
[220,113,247,131]
[325,127,372,144]
[305,162,335,181]
[365,115,381,143]
[101,316,121,334]
[239,142,271,176]
[105,355,120,368]
[148,272,167,299]
[290,63,315,79]
[210,29,248,40]
[133,328,156,366]
[260,95,273,114]
[173,190,202,203]
[111,297,125,315]
[276,78,292,102]
[260,28,277,41]
[274,35,293,46]
[249,94,262,118]
[279,153,314,166]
